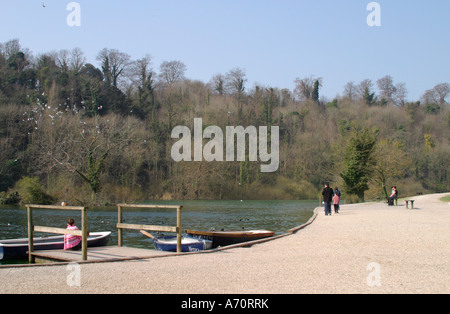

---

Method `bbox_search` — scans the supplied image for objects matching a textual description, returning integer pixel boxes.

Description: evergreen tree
[312,80,320,103]
[340,127,378,202]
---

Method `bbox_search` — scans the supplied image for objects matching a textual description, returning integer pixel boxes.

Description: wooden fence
[116,204,183,253]
[26,205,89,262]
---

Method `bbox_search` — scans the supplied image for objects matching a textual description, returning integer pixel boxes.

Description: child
[64,219,82,250]
[333,188,341,214]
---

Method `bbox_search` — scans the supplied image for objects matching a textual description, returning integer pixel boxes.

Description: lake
[0,200,316,265]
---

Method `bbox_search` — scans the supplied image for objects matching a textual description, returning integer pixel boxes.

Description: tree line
[0,39,449,205]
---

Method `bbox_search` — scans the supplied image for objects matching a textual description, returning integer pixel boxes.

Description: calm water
[0,200,315,265]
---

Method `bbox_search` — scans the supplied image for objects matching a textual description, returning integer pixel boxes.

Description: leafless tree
[343,81,357,100]
[97,48,132,88]
[356,79,374,99]
[294,75,322,101]
[393,82,408,106]
[56,49,70,72]
[158,60,186,85]
[130,55,153,87]
[225,67,247,96]
[377,75,397,102]
[209,73,226,95]
[70,47,86,72]
[422,83,449,105]
[3,39,21,59]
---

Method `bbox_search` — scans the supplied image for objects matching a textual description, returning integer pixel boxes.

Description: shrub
[13,177,55,205]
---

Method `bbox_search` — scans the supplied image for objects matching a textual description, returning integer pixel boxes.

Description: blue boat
[153,235,212,252]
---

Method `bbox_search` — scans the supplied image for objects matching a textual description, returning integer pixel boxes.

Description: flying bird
[42,2,46,8]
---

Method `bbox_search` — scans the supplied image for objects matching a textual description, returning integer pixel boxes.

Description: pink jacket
[333,194,340,205]
[64,225,82,250]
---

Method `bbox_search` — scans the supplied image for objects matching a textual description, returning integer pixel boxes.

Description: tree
[294,76,322,101]
[377,75,396,104]
[209,73,226,95]
[393,82,408,106]
[357,79,376,106]
[343,81,357,100]
[132,55,157,118]
[97,48,131,88]
[312,80,320,103]
[373,139,412,199]
[340,127,378,202]
[158,60,186,85]
[422,83,449,106]
[225,67,247,96]
[75,137,109,197]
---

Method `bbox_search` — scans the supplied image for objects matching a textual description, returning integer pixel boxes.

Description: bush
[0,191,20,205]
[13,177,55,205]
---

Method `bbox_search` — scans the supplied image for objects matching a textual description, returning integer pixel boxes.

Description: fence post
[118,205,123,247]
[27,205,34,263]
[81,207,88,261]
[176,206,182,253]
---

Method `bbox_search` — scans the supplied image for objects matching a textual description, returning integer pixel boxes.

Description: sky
[1,0,449,101]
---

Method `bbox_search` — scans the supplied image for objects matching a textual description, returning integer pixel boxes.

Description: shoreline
[1,192,449,294]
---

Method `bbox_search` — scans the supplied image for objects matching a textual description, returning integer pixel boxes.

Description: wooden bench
[405,200,415,209]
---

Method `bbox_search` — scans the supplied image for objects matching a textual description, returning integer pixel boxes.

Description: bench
[405,200,415,209]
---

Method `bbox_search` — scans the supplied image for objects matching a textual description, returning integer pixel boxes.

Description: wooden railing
[26,205,89,262]
[116,204,183,253]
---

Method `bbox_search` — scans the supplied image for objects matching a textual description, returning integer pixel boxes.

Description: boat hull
[153,236,212,253]
[186,230,275,248]
[0,232,111,261]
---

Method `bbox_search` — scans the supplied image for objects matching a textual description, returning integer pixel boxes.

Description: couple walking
[322,184,341,216]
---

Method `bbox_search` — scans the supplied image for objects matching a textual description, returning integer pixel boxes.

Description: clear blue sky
[1,0,449,101]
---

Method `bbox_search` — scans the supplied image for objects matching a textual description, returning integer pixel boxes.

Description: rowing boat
[185,229,275,248]
[153,235,213,253]
[0,231,111,261]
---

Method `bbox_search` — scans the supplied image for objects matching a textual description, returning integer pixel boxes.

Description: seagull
[42,2,46,8]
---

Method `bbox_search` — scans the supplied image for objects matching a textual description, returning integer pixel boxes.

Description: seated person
[388,186,398,206]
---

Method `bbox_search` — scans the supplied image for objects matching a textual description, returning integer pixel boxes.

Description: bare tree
[209,73,226,95]
[377,75,397,103]
[56,49,70,72]
[225,67,247,96]
[422,83,449,105]
[131,55,153,87]
[97,48,132,88]
[393,82,408,106]
[70,47,86,72]
[3,39,21,59]
[343,81,357,100]
[356,79,374,99]
[294,76,322,101]
[158,60,186,85]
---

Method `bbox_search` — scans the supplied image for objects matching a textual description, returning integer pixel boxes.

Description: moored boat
[0,231,111,261]
[185,229,275,248]
[153,235,212,253]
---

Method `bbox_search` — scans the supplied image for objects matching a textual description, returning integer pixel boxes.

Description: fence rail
[117,204,183,253]
[26,205,89,262]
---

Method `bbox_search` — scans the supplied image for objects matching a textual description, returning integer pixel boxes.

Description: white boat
[0,231,111,261]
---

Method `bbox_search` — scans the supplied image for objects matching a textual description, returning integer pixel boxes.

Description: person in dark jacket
[322,183,334,216]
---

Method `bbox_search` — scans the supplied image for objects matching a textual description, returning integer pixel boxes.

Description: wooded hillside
[1,39,449,205]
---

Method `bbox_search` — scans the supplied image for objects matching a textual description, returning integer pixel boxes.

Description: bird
[42,2,46,8]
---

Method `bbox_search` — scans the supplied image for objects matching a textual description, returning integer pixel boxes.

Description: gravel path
[1,193,449,294]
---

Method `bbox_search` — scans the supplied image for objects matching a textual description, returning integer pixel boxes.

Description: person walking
[322,183,334,216]
[333,187,341,214]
